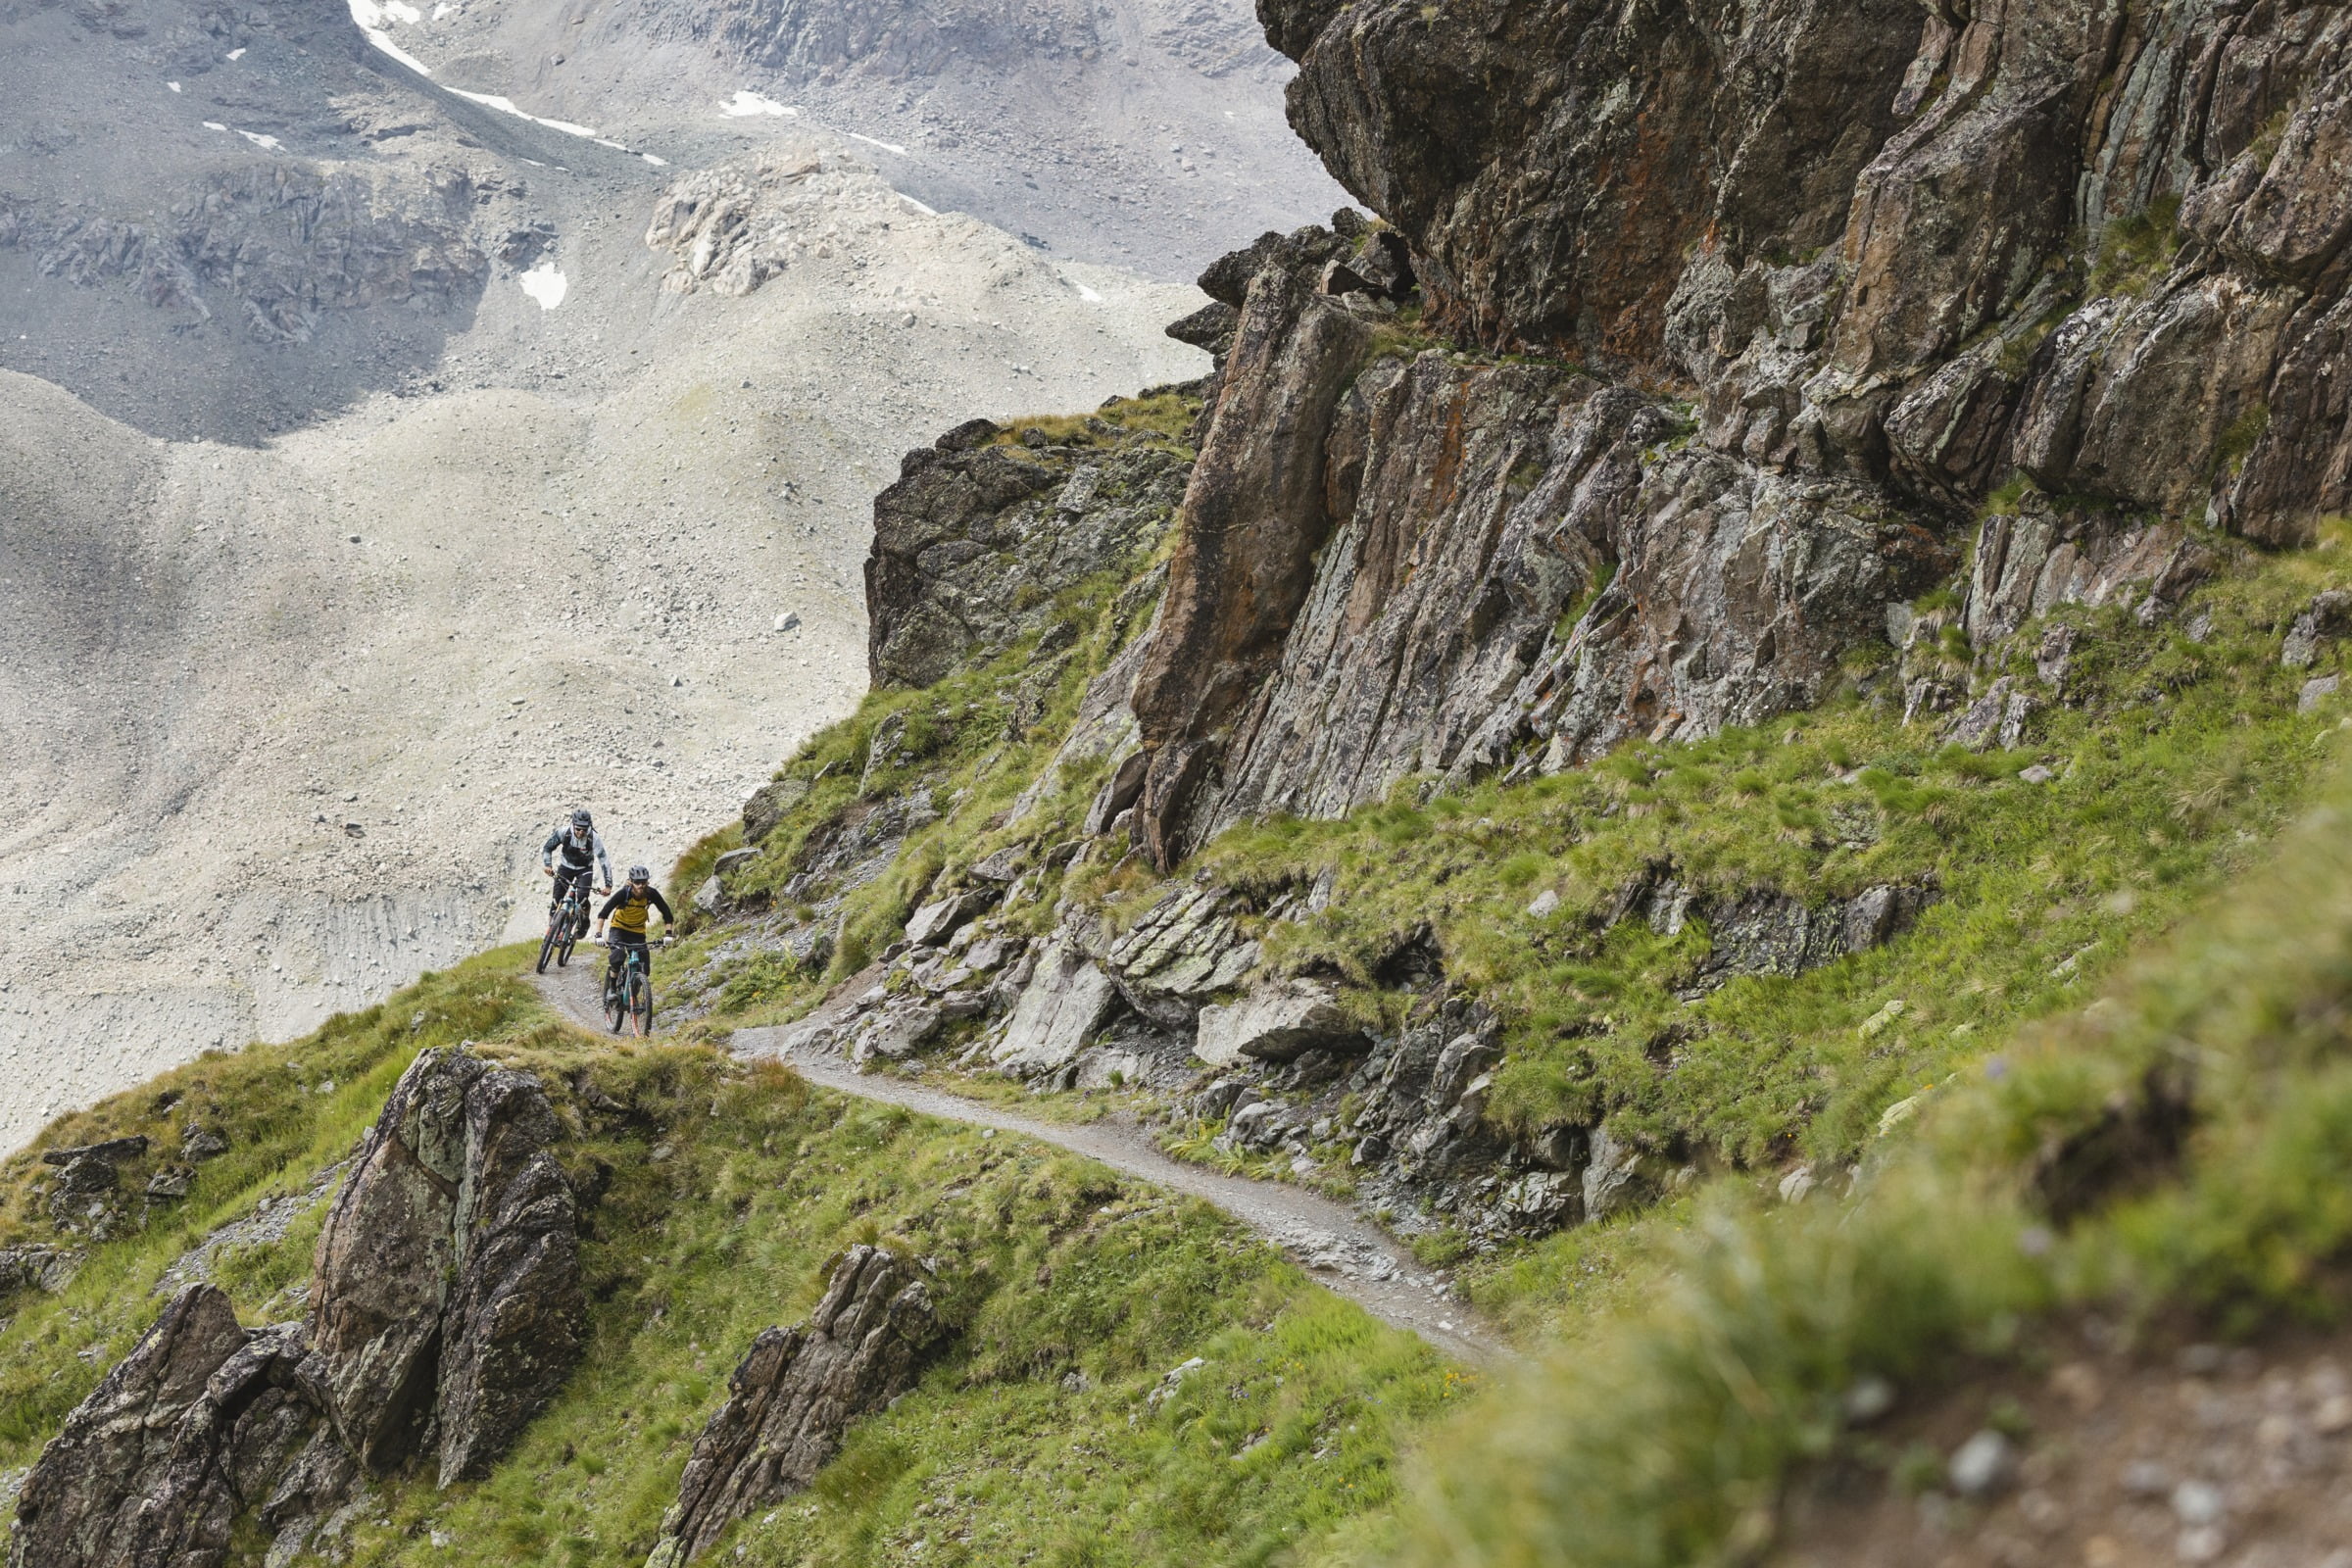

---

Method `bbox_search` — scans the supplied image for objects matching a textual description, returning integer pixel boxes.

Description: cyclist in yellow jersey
[594,864,674,995]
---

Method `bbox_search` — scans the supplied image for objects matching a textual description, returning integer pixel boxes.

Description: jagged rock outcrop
[7,1286,355,1568]
[14,1047,592,1564]
[990,938,1119,1078]
[1272,0,1921,362]
[1097,883,1260,1027]
[645,1247,947,1567]
[1126,234,1948,863]
[38,1136,149,1234]
[865,415,1192,689]
[1961,499,2215,649]
[1603,862,1936,996]
[308,1045,585,1486]
[0,1242,84,1298]
[1127,264,1376,865]
[1195,977,1364,1067]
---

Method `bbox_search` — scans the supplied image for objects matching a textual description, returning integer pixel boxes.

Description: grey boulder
[1194,977,1366,1067]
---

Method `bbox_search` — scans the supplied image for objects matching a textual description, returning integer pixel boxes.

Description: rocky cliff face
[1110,0,2352,862]
[1265,0,2352,544]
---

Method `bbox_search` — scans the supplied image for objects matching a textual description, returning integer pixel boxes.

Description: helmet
[628,864,650,882]
[570,808,593,829]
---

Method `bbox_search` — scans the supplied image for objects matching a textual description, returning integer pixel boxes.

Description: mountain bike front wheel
[536,920,560,976]
[629,971,653,1038]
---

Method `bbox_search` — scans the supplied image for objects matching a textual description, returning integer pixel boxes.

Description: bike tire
[556,928,575,967]
[604,968,626,1034]
[631,972,653,1038]
[536,921,559,976]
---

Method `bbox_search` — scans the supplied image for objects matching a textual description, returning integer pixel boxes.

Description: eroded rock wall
[1264,0,2352,548]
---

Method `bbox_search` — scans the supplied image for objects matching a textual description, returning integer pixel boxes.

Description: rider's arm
[594,832,614,888]
[540,828,563,869]
[648,887,676,933]
[596,887,626,921]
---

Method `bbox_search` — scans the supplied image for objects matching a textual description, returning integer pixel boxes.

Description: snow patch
[347,0,437,77]
[168,80,182,92]
[642,153,668,167]
[845,131,907,156]
[518,259,567,311]
[1073,280,1103,303]
[448,88,599,139]
[899,193,937,216]
[225,46,245,59]
[202,121,227,131]
[237,129,284,151]
[431,3,455,16]
[721,91,797,118]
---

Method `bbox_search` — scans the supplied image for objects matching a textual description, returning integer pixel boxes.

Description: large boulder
[39,1137,149,1233]
[991,939,1119,1078]
[307,1046,584,1486]
[1098,885,1260,1026]
[1194,977,1365,1067]
[645,1248,947,1566]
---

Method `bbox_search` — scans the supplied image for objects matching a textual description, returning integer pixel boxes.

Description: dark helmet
[628,864,650,882]
[571,808,593,829]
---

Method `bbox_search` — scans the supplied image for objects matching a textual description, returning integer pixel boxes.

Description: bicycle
[602,939,659,1037]
[536,878,597,974]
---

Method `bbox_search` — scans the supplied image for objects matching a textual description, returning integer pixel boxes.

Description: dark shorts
[552,863,595,905]
[607,934,651,977]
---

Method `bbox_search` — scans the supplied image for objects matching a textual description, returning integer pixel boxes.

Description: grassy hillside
[1349,723,2352,1568]
[7,469,2351,1568]
[0,956,1454,1568]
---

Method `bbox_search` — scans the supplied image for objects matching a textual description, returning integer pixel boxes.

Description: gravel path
[533,961,1504,1364]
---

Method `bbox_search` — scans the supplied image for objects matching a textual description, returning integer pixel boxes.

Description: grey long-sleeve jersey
[542,824,613,885]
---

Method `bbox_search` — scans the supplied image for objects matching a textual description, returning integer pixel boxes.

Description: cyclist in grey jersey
[541,808,612,932]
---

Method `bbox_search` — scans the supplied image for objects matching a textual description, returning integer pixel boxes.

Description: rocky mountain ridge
[663,0,2352,1257]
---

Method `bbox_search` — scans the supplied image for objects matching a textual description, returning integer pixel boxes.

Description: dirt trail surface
[532,961,1503,1364]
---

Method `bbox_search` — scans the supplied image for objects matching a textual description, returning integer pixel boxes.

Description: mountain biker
[541,808,612,937]
[596,865,674,994]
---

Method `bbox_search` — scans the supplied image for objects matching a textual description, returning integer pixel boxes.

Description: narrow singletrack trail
[532,961,1505,1364]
